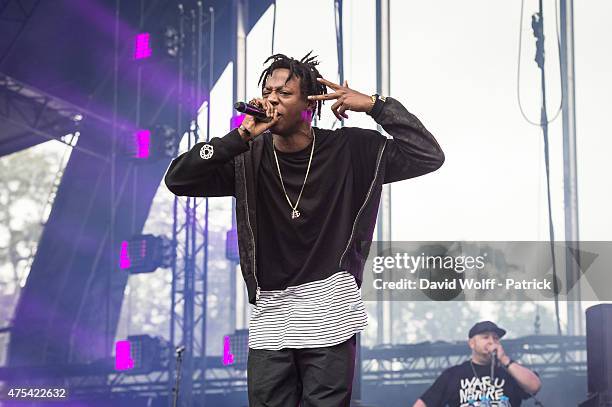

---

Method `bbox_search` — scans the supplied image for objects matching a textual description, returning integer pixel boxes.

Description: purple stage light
[136,129,151,159]
[222,335,235,366]
[122,126,177,161]
[119,240,131,269]
[230,114,246,130]
[115,340,135,370]
[134,33,152,60]
[226,329,249,367]
[120,235,172,274]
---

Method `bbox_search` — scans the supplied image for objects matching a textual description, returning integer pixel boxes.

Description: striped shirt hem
[248,271,368,350]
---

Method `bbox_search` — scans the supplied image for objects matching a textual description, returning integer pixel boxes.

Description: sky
[219,0,612,243]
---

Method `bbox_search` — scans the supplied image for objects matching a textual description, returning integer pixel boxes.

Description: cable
[516,0,563,126]
[522,0,564,338]
[516,0,563,335]
[543,111,563,338]
[516,0,543,124]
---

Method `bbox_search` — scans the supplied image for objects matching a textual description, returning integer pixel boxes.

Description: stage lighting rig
[126,335,171,374]
[225,329,249,368]
[119,234,173,274]
[133,25,181,62]
[122,125,179,161]
[134,33,153,60]
[162,26,180,58]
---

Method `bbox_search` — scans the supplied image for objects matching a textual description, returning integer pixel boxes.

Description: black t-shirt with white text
[420,360,531,407]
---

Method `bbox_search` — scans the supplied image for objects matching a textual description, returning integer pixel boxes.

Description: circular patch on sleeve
[199,144,214,160]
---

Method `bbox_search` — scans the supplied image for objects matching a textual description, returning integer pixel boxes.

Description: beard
[270,116,299,137]
[269,108,314,136]
[481,351,494,361]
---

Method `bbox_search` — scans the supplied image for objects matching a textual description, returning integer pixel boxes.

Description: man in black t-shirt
[412,321,542,407]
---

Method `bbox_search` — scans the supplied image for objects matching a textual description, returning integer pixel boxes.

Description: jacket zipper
[339,142,387,267]
[242,159,259,300]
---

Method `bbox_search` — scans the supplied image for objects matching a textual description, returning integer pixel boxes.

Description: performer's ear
[308,100,316,112]
[468,338,475,351]
[304,98,316,116]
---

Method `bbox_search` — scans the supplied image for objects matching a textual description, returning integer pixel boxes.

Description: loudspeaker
[578,391,612,407]
[586,304,612,394]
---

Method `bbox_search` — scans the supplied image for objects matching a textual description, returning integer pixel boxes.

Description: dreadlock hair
[257,51,328,120]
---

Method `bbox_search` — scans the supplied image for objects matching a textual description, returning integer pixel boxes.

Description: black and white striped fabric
[248,271,368,350]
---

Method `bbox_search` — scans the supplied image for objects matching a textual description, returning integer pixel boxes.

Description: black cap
[468,321,506,339]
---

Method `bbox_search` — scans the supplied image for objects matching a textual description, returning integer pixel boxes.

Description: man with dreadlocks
[165,52,444,406]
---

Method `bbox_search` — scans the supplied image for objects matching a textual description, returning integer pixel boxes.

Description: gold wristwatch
[370,94,387,103]
[369,94,386,113]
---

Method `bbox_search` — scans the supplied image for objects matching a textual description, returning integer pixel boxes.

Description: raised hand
[307,78,374,120]
[490,342,510,365]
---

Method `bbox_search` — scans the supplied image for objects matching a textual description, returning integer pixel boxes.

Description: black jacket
[164,98,444,304]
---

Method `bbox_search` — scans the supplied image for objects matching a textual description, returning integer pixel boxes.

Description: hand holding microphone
[235,98,280,141]
[489,344,510,367]
[234,101,269,120]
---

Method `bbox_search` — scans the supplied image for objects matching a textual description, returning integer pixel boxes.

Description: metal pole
[335,0,344,127]
[196,2,209,404]
[235,0,247,104]
[365,1,391,404]
[233,0,248,330]
[375,0,391,347]
[168,4,185,403]
[179,10,198,406]
[170,195,179,404]
[560,0,582,337]
[107,0,120,358]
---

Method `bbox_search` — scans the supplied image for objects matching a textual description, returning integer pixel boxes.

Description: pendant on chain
[291,209,301,219]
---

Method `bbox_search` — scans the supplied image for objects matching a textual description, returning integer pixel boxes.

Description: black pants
[247,335,356,407]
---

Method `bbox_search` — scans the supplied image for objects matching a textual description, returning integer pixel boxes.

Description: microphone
[234,102,268,120]
[176,345,186,355]
[491,349,499,366]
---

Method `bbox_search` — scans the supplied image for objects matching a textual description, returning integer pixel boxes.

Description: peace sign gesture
[308,77,374,120]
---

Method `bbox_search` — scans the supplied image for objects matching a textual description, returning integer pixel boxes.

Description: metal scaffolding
[169,4,214,407]
[0,335,582,402]
[0,73,109,159]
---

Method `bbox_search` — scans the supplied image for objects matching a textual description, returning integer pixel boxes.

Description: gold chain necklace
[272,128,315,219]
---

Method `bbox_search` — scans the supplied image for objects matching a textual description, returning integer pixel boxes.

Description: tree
[0,140,69,364]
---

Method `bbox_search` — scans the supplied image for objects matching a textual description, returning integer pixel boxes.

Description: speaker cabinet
[586,304,612,394]
[578,391,612,407]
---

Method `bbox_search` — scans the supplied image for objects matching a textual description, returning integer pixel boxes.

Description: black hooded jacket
[164,98,444,304]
